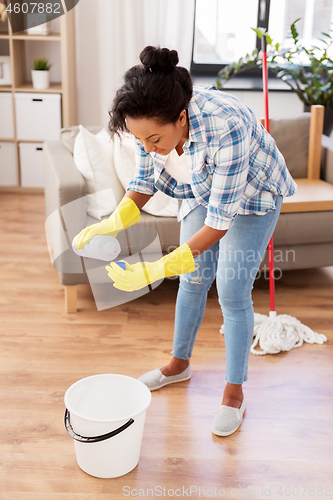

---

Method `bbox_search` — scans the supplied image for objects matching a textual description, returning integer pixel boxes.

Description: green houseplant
[217,19,333,135]
[33,57,52,71]
[31,57,52,90]
[0,1,8,22]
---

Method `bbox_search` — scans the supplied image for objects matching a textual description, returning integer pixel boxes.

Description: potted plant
[217,19,333,135]
[0,1,8,23]
[31,57,52,90]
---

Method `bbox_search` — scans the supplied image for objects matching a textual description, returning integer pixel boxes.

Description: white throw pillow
[73,125,125,219]
[113,132,179,217]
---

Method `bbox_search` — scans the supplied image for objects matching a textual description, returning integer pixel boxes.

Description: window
[191,0,333,76]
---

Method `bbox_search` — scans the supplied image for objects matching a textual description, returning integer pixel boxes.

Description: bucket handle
[64,409,134,443]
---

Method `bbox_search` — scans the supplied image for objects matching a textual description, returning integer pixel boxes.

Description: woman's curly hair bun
[140,46,179,74]
[108,45,193,134]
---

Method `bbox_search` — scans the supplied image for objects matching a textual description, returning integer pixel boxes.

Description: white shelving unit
[0,4,77,191]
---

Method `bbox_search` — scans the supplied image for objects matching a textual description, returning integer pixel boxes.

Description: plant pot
[31,70,50,90]
[304,105,333,137]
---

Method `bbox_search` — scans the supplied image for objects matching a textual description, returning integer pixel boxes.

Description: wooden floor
[0,192,332,500]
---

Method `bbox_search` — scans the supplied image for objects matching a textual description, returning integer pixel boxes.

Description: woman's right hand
[74,219,119,250]
[74,196,141,250]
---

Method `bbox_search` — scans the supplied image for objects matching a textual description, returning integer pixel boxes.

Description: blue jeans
[172,195,283,384]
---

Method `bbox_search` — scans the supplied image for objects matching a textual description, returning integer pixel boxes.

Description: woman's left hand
[106,260,158,292]
[106,243,196,292]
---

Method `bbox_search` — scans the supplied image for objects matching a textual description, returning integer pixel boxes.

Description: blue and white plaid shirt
[127,86,297,230]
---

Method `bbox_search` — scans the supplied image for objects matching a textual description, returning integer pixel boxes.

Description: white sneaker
[212,397,247,436]
[137,365,191,391]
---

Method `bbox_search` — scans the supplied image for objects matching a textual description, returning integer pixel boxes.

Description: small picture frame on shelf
[25,14,50,35]
[0,55,11,85]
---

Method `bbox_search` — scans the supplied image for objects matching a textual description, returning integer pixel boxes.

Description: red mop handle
[262,35,276,312]
[268,238,275,312]
[262,36,270,134]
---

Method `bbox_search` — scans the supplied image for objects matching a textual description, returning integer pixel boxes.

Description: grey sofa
[43,114,333,312]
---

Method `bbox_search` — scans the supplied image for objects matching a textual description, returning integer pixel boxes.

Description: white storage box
[0,93,15,139]
[0,142,18,186]
[15,93,62,141]
[19,142,45,187]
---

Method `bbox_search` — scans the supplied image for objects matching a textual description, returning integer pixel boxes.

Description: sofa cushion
[73,125,125,219]
[269,113,311,178]
[273,210,333,246]
[61,125,104,153]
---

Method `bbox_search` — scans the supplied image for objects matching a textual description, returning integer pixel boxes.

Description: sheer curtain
[75,0,195,126]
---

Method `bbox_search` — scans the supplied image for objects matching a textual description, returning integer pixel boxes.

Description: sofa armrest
[43,140,86,217]
[321,135,333,184]
[43,140,87,275]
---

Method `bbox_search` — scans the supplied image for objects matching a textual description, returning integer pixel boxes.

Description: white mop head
[220,311,327,355]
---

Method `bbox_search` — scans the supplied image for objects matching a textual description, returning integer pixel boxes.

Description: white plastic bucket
[64,374,152,478]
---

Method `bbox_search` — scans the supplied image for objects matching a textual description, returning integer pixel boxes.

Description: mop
[221,35,327,355]
[251,35,327,354]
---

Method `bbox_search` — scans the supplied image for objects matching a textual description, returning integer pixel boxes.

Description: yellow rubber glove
[105,243,196,292]
[74,197,140,250]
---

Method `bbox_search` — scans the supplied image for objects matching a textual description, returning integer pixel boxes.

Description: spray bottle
[72,235,121,262]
